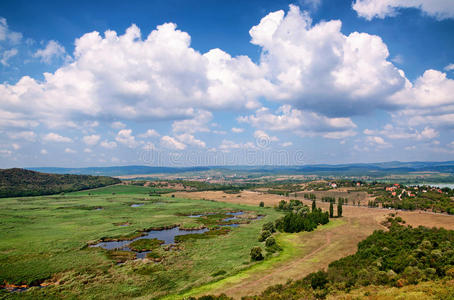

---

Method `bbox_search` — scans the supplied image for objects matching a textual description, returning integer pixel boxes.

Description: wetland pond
[90,211,251,259]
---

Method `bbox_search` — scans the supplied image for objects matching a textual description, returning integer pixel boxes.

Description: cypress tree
[337,202,342,217]
[329,202,334,218]
[312,199,316,212]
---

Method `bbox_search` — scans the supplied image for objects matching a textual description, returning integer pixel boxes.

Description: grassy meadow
[0,185,282,299]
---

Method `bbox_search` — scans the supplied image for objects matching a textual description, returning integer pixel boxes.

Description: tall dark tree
[329,202,334,218]
[337,202,342,217]
[312,199,316,212]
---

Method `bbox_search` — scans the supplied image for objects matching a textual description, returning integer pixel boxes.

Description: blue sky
[0,0,454,167]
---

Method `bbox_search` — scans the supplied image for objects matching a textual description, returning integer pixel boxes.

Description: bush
[265,236,276,247]
[259,201,264,207]
[258,230,272,242]
[250,246,264,261]
[262,221,275,233]
[307,271,328,290]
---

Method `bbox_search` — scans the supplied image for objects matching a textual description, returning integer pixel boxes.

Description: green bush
[307,271,328,290]
[262,221,275,233]
[250,246,264,261]
[265,236,276,247]
[258,230,272,242]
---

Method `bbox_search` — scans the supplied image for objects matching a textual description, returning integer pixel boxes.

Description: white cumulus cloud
[353,0,454,21]
[100,140,117,149]
[33,40,66,63]
[138,129,160,138]
[175,133,206,148]
[115,129,140,148]
[160,135,186,150]
[249,5,406,116]
[82,134,100,146]
[239,105,357,139]
[43,132,72,143]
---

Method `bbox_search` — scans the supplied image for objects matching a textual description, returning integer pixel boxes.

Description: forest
[0,168,120,197]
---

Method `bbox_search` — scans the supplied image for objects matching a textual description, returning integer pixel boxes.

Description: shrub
[307,271,328,290]
[258,230,272,242]
[262,221,275,233]
[259,201,264,207]
[211,270,227,277]
[265,236,276,247]
[250,246,264,261]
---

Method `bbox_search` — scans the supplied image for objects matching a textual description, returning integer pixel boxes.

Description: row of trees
[327,201,342,218]
[276,200,330,233]
[251,221,281,261]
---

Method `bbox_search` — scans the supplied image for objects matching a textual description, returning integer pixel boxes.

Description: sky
[0,0,454,168]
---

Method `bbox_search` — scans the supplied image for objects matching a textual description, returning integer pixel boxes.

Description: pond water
[222,211,245,222]
[89,227,209,259]
[90,210,261,260]
[130,203,144,207]
[187,214,203,218]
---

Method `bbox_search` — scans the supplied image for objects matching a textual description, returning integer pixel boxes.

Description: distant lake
[410,183,454,189]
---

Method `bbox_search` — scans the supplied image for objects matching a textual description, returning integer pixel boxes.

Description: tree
[250,246,264,261]
[307,271,328,290]
[312,199,316,212]
[259,201,264,207]
[258,230,272,242]
[329,202,334,218]
[265,236,276,247]
[262,221,275,233]
[337,202,342,217]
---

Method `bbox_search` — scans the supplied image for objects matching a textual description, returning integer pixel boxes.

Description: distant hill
[28,161,454,178]
[0,168,121,198]
[29,165,210,176]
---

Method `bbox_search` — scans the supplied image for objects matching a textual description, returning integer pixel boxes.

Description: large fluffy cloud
[353,0,454,21]
[239,105,357,139]
[0,22,267,130]
[390,70,454,128]
[1,5,453,153]
[250,5,406,116]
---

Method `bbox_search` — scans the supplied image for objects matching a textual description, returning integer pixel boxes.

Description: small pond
[90,227,209,258]
[130,203,144,207]
[222,211,245,222]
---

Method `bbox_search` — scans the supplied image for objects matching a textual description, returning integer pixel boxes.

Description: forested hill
[0,168,121,198]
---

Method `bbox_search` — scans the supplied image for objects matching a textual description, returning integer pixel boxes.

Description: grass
[128,238,164,252]
[0,185,281,299]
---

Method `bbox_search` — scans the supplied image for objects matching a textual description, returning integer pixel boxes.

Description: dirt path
[225,231,332,297]
[198,216,375,299]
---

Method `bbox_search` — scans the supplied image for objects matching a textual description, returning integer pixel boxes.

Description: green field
[0,185,282,299]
